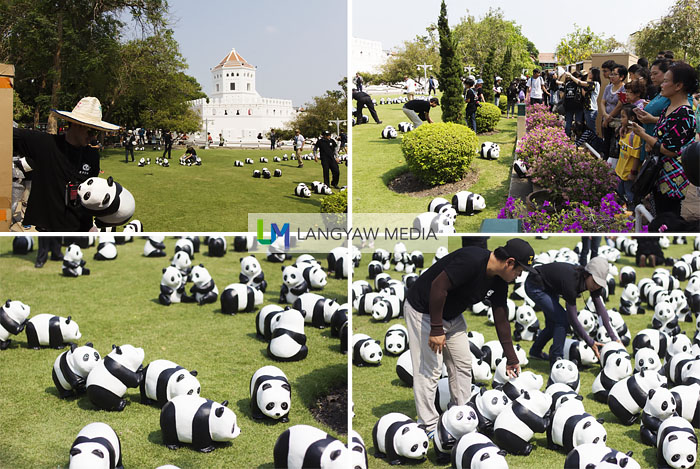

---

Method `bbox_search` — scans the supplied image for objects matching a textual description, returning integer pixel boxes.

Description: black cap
[501,238,536,273]
[322,130,331,136]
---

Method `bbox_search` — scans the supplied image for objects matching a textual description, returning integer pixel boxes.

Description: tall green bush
[401,123,478,186]
[476,102,501,133]
[437,0,464,124]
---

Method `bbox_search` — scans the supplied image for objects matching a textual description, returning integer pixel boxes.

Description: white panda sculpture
[188,264,218,305]
[144,236,166,257]
[93,235,117,260]
[428,197,458,221]
[513,305,539,341]
[52,342,101,398]
[256,304,286,340]
[160,395,241,452]
[173,238,194,258]
[564,338,598,367]
[62,244,90,277]
[372,413,429,465]
[77,176,135,227]
[371,295,402,322]
[295,183,311,198]
[607,369,667,425]
[634,347,663,374]
[0,299,30,350]
[381,126,398,139]
[498,366,544,401]
[563,444,641,469]
[220,283,264,314]
[352,333,382,366]
[669,383,700,428]
[139,359,200,407]
[492,390,552,455]
[451,431,508,469]
[86,344,145,411]
[25,314,81,349]
[268,309,308,362]
[473,387,511,435]
[250,365,291,422]
[170,251,192,280]
[620,266,637,286]
[513,159,528,178]
[280,265,310,304]
[384,324,408,356]
[547,358,581,393]
[592,352,633,402]
[68,422,122,469]
[434,404,478,463]
[480,142,500,159]
[451,191,486,215]
[656,416,697,469]
[632,328,669,356]
[350,430,368,469]
[207,236,227,257]
[640,387,677,446]
[273,424,348,469]
[547,399,607,452]
[159,266,186,306]
[293,293,339,328]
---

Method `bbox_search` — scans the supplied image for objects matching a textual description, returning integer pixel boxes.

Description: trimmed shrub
[401,122,478,186]
[320,190,347,213]
[476,102,501,133]
[498,99,508,113]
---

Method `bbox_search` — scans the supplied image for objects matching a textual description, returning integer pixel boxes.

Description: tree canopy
[633,0,700,64]
[380,34,440,85]
[288,85,347,138]
[555,25,623,65]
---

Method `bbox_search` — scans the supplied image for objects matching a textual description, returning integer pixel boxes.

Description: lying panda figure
[372,413,429,465]
[381,126,398,139]
[295,183,311,198]
[273,424,348,468]
[220,283,264,314]
[352,333,382,366]
[0,299,31,350]
[480,142,500,160]
[140,359,200,407]
[398,122,413,132]
[62,244,90,277]
[68,422,122,469]
[452,191,486,216]
[250,365,291,422]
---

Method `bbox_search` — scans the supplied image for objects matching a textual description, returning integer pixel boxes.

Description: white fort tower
[189,48,295,142]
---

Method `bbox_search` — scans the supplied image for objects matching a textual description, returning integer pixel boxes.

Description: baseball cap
[501,238,536,273]
[585,257,609,289]
[476,78,484,84]
[322,130,331,136]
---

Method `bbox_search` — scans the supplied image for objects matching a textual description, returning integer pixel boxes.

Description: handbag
[630,148,664,205]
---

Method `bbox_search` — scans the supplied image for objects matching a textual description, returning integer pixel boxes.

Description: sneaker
[376,120,383,124]
[529,350,549,361]
[331,185,340,189]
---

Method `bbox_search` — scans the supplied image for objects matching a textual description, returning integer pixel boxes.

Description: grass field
[352,93,516,232]
[351,235,700,469]
[0,236,347,468]
[95,146,347,231]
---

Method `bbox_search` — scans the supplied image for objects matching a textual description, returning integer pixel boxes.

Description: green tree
[555,25,621,65]
[481,46,496,103]
[499,45,513,87]
[436,0,464,124]
[633,0,700,64]
[288,87,347,138]
[380,34,439,85]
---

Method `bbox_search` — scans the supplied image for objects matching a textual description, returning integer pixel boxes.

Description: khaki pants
[295,147,303,166]
[404,300,472,432]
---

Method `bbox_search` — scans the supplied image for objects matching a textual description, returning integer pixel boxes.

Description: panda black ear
[107,176,114,186]
[66,316,72,324]
[86,342,93,347]
[495,358,502,366]
[199,263,204,267]
[648,388,656,399]
[116,346,122,354]
[112,344,117,350]
[626,451,634,457]
[5,300,9,307]
[576,395,583,401]
[221,400,229,407]
[215,406,225,418]
[190,370,198,377]
[597,418,604,424]
[70,343,77,352]
[163,268,167,273]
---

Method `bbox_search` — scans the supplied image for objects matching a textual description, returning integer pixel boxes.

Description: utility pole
[328,118,346,136]
[416,63,433,91]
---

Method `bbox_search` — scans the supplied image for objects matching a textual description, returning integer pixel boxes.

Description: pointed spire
[213,48,254,70]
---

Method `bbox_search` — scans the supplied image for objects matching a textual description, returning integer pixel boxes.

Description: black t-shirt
[528,262,600,305]
[313,138,337,159]
[404,99,431,120]
[406,247,508,320]
[352,90,371,101]
[563,80,583,111]
[465,89,478,113]
[13,128,99,231]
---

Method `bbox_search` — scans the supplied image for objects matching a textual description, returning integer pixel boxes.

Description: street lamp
[416,63,433,90]
[328,118,347,136]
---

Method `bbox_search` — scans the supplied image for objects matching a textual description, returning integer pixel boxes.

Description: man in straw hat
[13,96,120,232]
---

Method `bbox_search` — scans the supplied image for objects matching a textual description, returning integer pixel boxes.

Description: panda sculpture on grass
[139,359,200,407]
[0,299,30,350]
[563,443,642,469]
[434,404,478,463]
[207,236,227,257]
[53,343,101,398]
[93,235,117,260]
[451,431,508,469]
[381,126,398,139]
[384,324,408,356]
[480,142,500,160]
[472,388,511,435]
[68,422,122,469]
[160,395,241,452]
[280,265,310,304]
[372,413,429,465]
[293,293,338,328]
[492,390,552,455]
[268,309,308,362]
[12,236,34,254]
[656,416,697,469]
[452,191,486,215]
[352,333,382,366]
[188,265,218,305]
[592,352,633,402]
[640,387,677,446]
[220,283,264,314]
[86,344,145,411]
[77,176,135,227]
[250,365,291,422]
[607,369,667,425]
[239,255,267,292]
[144,236,167,257]
[62,244,90,277]
[294,183,311,198]
[256,305,286,340]
[25,314,81,349]
[547,398,607,452]
[273,424,348,469]
[159,266,186,306]
[170,251,192,280]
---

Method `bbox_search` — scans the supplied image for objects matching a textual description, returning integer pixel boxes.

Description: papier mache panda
[384,324,408,356]
[353,333,382,366]
[492,390,552,455]
[25,314,81,349]
[207,236,227,257]
[451,431,508,469]
[256,304,286,340]
[188,265,218,305]
[640,387,677,446]
[63,244,90,277]
[77,176,135,227]
[140,359,200,407]
[293,293,338,328]
[220,283,264,314]
[94,235,117,260]
[372,413,429,465]
[68,422,123,469]
[513,305,539,341]
[0,299,30,350]
[656,416,697,469]
[280,265,309,304]
[86,344,145,411]
[564,443,642,469]
[170,251,192,280]
[53,342,101,398]
[274,424,348,469]
[250,365,291,422]
[547,398,607,452]
[239,255,267,292]
[12,236,34,255]
[434,404,478,463]
[159,266,187,306]
[607,369,667,425]
[268,309,308,362]
[160,395,241,452]
[452,191,486,215]
[144,236,167,257]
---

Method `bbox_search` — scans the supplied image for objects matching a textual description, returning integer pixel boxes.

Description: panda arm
[592,296,619,341]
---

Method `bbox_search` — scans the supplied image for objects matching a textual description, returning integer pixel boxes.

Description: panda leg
[82,267,90,275]
[198,292,218,305]
[52,368,73,398]
[197,445,216,453]
[158,293,172,306]
[434,448,450,464]
[639,425,657,446]
[607,396,638,425]
[25,322,40,349]
[0,339,10,350]
[87,385,127,411]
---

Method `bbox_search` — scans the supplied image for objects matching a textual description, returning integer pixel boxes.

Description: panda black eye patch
[92,449,105,458]
[266,403,275,410]
[410,444,418,452]
[83,354,89,361]
[262,383,271,390]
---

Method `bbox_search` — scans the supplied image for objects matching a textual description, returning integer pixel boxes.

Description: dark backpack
[564,81,582,108]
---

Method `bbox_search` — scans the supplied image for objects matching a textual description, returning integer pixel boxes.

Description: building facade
[351,37,390,75]
[189,48,295,142]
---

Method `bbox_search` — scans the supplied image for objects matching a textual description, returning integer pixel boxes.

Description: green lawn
[352,94,516,232]
[0,236,347,468]
[351,235,700,469]
[96,146,347,231]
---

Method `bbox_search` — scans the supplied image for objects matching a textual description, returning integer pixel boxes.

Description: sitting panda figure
[25,314,81,349]
[372,413,429,465]
[607,369,667,425]
[207,236,227,257]
[86,344,145,411]
[140,359,200,407]
[653,302,681,336]
[160,395,241,452]
[548,398,607,452]
[170,251,192,281]
[188,265,218,305]
[295,183,311,198]
[220,283,264,314]
[52,342,101,398]
[293,293,339,328]
[144,236,167,257]
[384,324,408,356]
[280,265,309,304]
[268,309,308,362]
[250,365,291,422]
[451,191,486,215]
[656,416,697,469]
[274,424,348,468]
[492,390,552,455]
[592,352,633,402]
[513,159,528,177]
[62,244,90,277]
[472,388,511,435]
[239,255,267,292]
[77,176,135,227]
[513,304,539,341]
[0,299,30,350]
[480,142,500,160]
[640,387,677,446]
[174,238,194,259]
[634,347,663,374]
[434,404,478,463]
[547,358,581,393]
[451,432,507,469]
[159,266,187,306]
[93,235,117,260]
[68,422,122,469]
[352,333,382,366]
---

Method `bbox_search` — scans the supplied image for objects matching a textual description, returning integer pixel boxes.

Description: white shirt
[528,76,544,99]
[293,134,304,149]
[405,78,416,93]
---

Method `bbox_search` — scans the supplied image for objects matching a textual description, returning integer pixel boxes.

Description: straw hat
[51,97,120,131]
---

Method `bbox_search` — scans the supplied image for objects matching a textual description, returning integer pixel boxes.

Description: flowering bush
[515,126,572,166]
[529,146,618,204]
[498,193,635,232]
[525,104,563,131]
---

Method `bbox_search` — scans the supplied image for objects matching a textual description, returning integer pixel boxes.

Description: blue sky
[158,0,347,107]
[352,0,675,55]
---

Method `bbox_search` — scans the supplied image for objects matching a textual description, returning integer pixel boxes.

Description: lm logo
[257,219,290,248]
